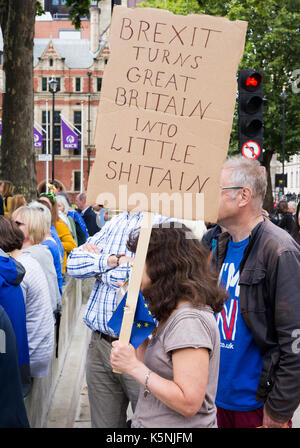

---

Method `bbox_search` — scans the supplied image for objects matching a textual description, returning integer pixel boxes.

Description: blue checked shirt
[67,211,174,336]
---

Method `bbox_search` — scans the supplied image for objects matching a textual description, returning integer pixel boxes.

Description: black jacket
[277,211,295,234]
[0,195,3,216]
[81,206,100,237]
[212,218,300,422]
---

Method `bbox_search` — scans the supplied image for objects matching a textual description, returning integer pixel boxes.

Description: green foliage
[36,1,45,16]
[138,0,201,15]
[139,0,300,162]
[65,0,92,29]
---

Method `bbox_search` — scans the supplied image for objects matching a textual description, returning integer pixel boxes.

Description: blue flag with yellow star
[107,290,156,348]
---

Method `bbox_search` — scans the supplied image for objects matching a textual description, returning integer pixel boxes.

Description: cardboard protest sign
[87,6,247,222]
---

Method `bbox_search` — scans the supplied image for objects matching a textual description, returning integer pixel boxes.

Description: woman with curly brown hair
[110,222,226,428]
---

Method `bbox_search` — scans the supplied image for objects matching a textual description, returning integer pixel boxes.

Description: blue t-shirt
[216,237,264,411]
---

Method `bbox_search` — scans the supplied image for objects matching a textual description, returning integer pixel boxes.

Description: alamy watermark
[95,185,205,239]
[291,329,300,354]
[291,69,300,94]
[0,329,6,354]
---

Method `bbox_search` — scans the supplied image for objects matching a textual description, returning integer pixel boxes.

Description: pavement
[73,377,91,428]
[46,304,300,429]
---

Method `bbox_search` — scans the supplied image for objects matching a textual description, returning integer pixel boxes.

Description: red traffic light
[243,72,262,92]
[246,76,259,87]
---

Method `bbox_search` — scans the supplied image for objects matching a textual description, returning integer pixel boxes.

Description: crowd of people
[0,182,105,427]
[1,155,300,429]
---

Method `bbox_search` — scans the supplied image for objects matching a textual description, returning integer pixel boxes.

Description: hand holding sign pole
[113,211,154,374]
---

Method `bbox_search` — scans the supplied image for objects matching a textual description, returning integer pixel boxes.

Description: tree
[140,0,300,212]
[0,0,37,199]
[0,1,92,199]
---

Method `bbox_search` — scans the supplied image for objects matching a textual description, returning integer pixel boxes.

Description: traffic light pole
[281,85,287,196]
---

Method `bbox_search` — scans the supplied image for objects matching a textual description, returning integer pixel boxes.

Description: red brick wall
[35,20,90,39]
[36,157,96,195]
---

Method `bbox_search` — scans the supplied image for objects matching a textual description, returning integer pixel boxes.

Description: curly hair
[127,222,227,322]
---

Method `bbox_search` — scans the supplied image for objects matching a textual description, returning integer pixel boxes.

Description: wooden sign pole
[113,211,154,374]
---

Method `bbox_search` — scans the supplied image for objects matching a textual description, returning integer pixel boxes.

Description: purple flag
[34,127,43,149]
[61,119,79,150]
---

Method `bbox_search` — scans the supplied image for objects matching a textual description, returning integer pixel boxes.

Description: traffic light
[275,174,287,188]
[238,69,263,161]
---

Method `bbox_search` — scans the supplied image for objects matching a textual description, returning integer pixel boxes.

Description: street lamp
[49,77,58,184]
[280,84,287,196]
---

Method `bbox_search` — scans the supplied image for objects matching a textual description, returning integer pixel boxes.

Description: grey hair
[56,194,71,214]
[77,192,86,202]
[28,200,52,231]
[223,155,267,206]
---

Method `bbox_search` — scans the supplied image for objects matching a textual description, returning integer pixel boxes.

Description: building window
[49,58,53,67]
[42,110,50,155]
[74,171,81,191]
[73,111,81,156]
[52,110,61,155]
[55,78,61,92]
[42,77,61,92]
[59,30,81,39]
[75,77,81,92]
[42,77,48,91]
[97,77,102,92]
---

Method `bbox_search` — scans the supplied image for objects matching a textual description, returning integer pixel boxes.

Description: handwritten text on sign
[88,7,247,220]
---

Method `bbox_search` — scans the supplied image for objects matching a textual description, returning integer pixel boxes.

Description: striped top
[18,253,55,378]
[67,211,173,336]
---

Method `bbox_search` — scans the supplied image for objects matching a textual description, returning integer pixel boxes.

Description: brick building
[1,0,146,202]
[34,1,113,201]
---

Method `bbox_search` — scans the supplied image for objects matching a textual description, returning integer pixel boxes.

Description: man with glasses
[212,155,300,428]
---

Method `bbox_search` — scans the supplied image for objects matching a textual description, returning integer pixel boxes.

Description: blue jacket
[0,249,31,396]
[68,209,88,237]
[68,209,88,245]
[50,225,64,260]
[41,239,63,296]
[0,305,30,427]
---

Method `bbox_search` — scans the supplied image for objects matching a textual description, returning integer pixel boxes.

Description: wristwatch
[111,254,125,266]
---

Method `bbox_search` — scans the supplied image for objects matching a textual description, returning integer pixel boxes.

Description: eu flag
[108,290,156,348]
